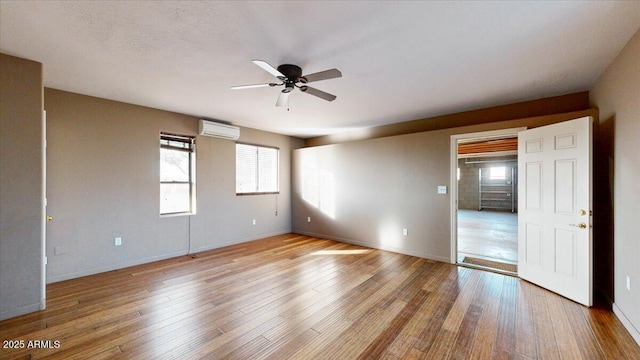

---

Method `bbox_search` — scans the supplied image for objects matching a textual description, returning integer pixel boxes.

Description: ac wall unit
[198,120,240,140]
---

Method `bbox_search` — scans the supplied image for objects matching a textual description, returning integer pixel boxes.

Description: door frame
[40,110,47,310]
[449,127,527,264]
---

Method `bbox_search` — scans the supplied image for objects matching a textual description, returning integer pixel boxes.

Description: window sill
[160,211,196,218]
[236,192,280,196]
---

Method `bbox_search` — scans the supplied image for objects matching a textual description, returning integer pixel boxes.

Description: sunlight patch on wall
[319,169,335,218]
[302,161,319,206]
[378,219,405,249]
[301,157,336,219]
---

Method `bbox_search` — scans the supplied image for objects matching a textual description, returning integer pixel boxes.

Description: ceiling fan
[231,60,342,107]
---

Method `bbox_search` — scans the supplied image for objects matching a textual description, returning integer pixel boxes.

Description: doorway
[450,127,525,274]
[450,118,593,304]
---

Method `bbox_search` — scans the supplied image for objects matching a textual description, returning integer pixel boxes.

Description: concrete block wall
[457,155,517,211]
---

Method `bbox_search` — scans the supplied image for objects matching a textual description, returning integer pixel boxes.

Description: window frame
[235,142,280,196]
[160,132,196,216]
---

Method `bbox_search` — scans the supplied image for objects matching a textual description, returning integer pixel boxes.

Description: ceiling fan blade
[252,60,286,79]
[275,90,290,107]
[230,83,277,90]
[300,86,337,102]
[301,69,342,83]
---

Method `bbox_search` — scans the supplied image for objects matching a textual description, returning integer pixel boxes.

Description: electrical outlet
[115,237,122,246]
[252,219,256,225]
[402,228,408,236]
[626,276,631,291]
[307,217,311,223]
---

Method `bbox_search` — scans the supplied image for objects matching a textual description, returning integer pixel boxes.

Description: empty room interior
[456,135,519,273]
[1,2,640,359]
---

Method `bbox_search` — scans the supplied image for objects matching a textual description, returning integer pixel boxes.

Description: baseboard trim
[613,303,640,345]
[47,231,293,284]
[0,302,42,321]
[294,230,451,263]
[188,231,291,254]
[47,250,188,284]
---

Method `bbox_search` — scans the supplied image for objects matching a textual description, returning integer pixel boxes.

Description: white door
[518,116,592,306]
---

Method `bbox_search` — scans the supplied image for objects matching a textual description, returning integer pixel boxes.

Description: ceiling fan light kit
[231,60,342,107]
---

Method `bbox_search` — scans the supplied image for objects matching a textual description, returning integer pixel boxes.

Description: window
[160,133,195,215]
[236,143,279,195]
[489,166,506,180]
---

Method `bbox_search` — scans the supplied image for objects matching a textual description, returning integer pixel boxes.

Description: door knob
[46,215,53,222]
[578,209,587,216]
[569,222,587,229]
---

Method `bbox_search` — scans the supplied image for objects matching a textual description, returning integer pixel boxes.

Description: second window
[236,143,279,195]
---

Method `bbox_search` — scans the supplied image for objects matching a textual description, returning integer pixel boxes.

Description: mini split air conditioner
[198,120,240,140]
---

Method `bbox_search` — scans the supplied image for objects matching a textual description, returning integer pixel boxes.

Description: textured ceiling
[1,1,639,138]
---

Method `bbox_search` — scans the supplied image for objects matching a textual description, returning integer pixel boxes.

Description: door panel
[554,229,575,277]
[525,223,543,265]
[518,116,592,306]
[525,162,543,211]
[555,159,576,214]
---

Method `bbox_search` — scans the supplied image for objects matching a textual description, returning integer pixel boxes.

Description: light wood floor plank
[560,297,607,360]
[468,275,503,359]
[425,268,483,359]
[530,289,561,359]
[0,233,638,360]
[545,290,583,359]
[412,267,472,355]
[514,280,538,358]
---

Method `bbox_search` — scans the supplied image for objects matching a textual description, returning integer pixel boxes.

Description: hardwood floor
[1,233,638,359]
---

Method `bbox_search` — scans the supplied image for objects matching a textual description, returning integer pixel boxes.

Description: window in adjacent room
[236,143,279,195]
[160,133,195,215]
[489,166,506,181]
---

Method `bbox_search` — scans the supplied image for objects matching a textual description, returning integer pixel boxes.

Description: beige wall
[590,28,640,343]
[292,109,595,262]
[0,54,44,320]
[44,89,303,283]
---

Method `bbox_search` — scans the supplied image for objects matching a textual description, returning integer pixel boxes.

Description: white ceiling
[2,1,639,138]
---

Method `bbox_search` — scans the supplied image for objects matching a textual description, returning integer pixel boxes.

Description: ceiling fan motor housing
[277,64,303,82]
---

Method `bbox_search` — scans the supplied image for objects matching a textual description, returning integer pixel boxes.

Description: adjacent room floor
[457,209,518,272]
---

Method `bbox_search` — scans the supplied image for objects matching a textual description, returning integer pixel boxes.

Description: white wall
[590,28,640,344]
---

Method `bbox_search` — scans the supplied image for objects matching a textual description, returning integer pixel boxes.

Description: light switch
[437,186,447,194]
